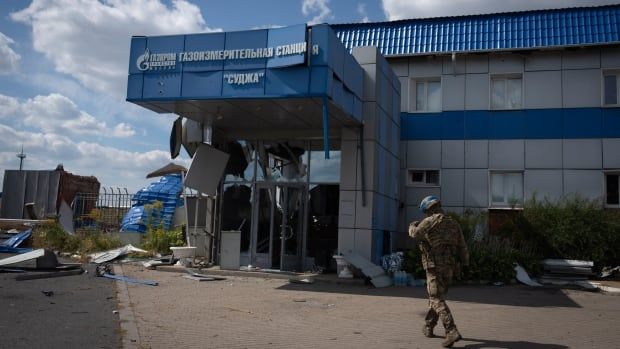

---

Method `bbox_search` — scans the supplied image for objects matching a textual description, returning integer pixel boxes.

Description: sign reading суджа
[136,42,314,72]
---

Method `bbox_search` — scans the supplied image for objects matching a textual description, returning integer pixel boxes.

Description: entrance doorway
[252,183,306,271]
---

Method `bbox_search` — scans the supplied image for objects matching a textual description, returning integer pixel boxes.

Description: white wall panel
[489,140,525,169]
[398,77,409,112]
[601,47,620,68]
[603,138,620,168]
[525,51,562,71]
[442,75,465,111]
[442,140,465,168]
[464,169,488,207]
[563,139,602,169]
[465,74,490,110]
[524,170,563,201]
[489,53,524,73]
[562,69,601,108]
[406,140,441,168]
[466,55,489,73]
[441,169,464,207]
[525,139,563,169]
[563,170,604,201]
[389,58,409,76]
[338,228,355,254]
[443,55,466,75]
[465,140,488,168]
[562,49,601,69]
[524,71,562,109]
[409,56,443,77]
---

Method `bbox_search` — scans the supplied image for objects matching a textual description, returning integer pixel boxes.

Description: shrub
[33,222,121,254]
[141,201,185,254]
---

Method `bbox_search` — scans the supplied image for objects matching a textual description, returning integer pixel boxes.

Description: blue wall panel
[221,69,266,96]
[602,108,620,137]
[343,52,363,99]
[142,73,182,99]
[463,111,490,139]
[524,109,563,139]
[309,66,332,95]
[267,24,307,68]
[265,67,309,96]
[183,33,225,72]
[441,111,464,139]
[224,30,268,70]
[181,71,223,98]
[401,108,619,140]
[126,74,143,100]
[489,110,525,139]
[143,35,185,74]
[563,108,602,138]
[310,25,330,66]
[128,37,147,75]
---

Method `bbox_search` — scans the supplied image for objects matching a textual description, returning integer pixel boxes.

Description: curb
[113,264,141,349]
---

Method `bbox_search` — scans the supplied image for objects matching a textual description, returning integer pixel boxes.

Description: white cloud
[0,32,21,74]
[11,0,220,98]
[382,0,620,20]
[3,93,136,138]
[302,0,333,25]
[0,123,188,191]
[0,94,20,117]
[357,3,370,23]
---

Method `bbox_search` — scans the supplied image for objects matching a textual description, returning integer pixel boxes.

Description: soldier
[408,195,469,348]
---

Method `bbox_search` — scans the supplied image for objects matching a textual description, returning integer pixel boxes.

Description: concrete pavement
[116,264,619,349]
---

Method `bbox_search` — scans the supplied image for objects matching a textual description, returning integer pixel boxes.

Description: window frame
[490,74,523,111]
[602,70,620,107]
[410,78,442,113]
[406,168,441,187]
[604,171,620,208]
[488,170,524,208]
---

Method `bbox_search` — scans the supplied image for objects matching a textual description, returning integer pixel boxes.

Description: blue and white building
[127,5,620,271]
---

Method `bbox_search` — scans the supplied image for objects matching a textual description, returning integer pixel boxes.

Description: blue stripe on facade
[401,108,620,140]
[332,5,620,56]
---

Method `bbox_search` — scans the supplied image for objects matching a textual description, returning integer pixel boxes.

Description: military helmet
[419,195,440,212]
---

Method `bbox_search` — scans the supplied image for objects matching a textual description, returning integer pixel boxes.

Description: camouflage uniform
[409,213,469,334]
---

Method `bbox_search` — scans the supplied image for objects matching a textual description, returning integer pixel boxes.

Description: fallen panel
[58,201,74,235]
[184,144,230,196]
[183,275,217,282]
[89,244,149,264]
[0,229,32,248]
[0,249,45,266]
[342,252,392,288]
[515,264,542,287]
[542,259,594,268]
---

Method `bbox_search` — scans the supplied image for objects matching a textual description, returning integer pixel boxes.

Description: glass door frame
[250,182,308,271]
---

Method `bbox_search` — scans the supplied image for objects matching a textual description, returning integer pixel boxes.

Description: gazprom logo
[136,49,177,71]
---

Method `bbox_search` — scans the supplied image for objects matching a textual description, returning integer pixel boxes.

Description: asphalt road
[0,263,119,349]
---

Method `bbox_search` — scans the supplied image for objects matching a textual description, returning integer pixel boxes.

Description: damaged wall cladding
[1,170,100,220]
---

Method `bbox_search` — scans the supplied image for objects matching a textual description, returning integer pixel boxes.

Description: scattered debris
[89,244,149,264]
[0,249,59,269]
[0,218,54,230]
[599,266,620,279]
[342,253,392,288]
[515,264,542,287]
[292,298,306,302]
[0,267,26,273]
[0,229,33,254]
[95,263,158,286]
[184,268,226,281]
[539,259,594,288]
[183,275,217,282]
[289,277,314,284]
[112,310,119,314]
[41,290,54,297]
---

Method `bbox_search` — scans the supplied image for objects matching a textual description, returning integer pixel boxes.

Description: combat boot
[422,324,434,338]
[441,328,461,348]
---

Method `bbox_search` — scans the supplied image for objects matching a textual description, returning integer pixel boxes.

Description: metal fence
[73,187,133,232]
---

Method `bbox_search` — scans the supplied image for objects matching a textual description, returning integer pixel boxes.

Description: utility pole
[16,145,26,170]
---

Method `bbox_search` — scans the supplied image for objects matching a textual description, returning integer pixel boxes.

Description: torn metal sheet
[1,229,32,248]
[542,259,594,268]
[183,275,217,282]
[184,144,230,196]
[514,264,542,287]
[58,201,74,235]
[170,116,183,159]
[0,248,58,269]
[89,244,149,264]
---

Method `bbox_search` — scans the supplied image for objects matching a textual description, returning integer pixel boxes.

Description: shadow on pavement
[461,337,569,349]
[276,282,581,308]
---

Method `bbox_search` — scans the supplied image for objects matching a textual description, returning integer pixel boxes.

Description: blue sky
[0,0,614,192]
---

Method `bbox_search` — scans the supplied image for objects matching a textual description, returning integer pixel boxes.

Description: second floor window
[414,79,441,112]
[491,76,522,110]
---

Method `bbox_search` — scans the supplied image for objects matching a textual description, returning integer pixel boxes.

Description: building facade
[127,5,620,271]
